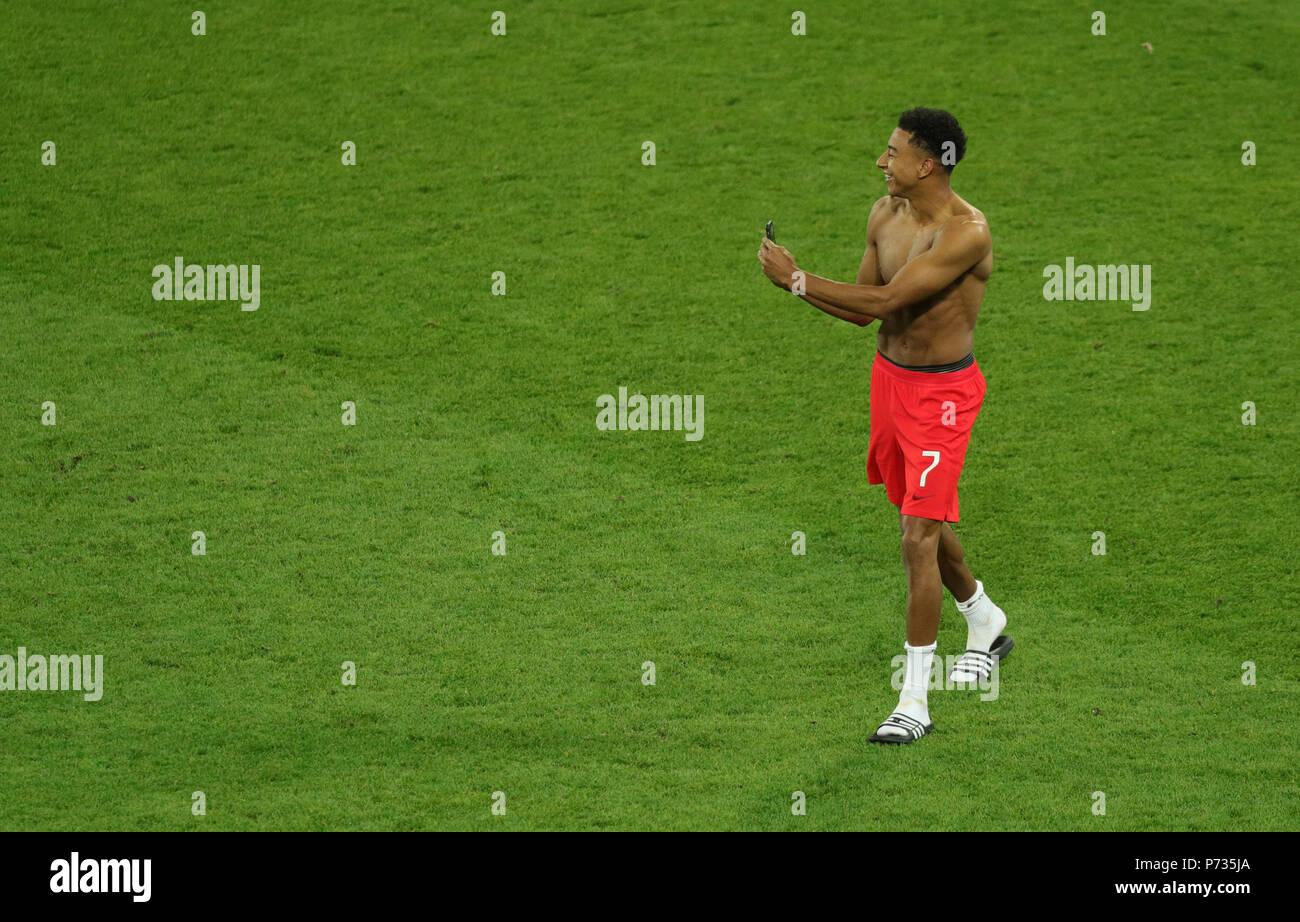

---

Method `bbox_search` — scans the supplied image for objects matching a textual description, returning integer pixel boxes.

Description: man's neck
[903,183,957,224]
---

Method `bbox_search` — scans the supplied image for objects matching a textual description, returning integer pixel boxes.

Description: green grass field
[2,0,1297,831]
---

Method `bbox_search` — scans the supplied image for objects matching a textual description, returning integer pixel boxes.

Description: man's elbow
[854,287,901,320]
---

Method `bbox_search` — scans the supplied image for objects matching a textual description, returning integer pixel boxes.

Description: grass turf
[0,0,1297,830]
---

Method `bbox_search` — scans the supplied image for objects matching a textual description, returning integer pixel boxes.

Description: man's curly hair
[897,108,966,174]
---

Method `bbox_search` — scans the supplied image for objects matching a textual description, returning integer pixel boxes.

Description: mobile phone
[765,221,775,242]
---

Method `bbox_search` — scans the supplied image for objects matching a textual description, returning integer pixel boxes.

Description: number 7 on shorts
[919,450,941,487]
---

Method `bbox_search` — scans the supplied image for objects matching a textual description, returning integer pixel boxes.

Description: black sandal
[868,711,934,744]
[949,635,1014,683]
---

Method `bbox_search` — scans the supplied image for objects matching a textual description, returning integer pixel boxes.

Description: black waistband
[877,350,975,373]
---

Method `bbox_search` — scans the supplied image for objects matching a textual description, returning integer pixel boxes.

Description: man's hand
[758,238,797,290]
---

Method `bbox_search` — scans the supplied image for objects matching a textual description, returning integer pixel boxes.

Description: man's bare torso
[862,194,991,365]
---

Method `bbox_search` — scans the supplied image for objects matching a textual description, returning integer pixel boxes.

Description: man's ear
[917,157,935,179]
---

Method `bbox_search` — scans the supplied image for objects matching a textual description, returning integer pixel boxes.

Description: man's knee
[900,515,941,559]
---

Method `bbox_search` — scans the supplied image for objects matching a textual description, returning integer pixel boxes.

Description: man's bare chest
[877,220,939,283]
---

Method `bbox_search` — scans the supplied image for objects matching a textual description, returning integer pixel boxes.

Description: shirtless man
[758,108,1012,744]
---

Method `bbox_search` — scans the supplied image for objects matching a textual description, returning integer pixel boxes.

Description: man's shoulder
[945,196,989,230]
[870,194,905,216]
[931,211,991,266]
[866,195,904,235]
[939,202,990,245]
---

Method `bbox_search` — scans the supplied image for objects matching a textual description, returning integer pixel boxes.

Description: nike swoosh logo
[913,494,933,501]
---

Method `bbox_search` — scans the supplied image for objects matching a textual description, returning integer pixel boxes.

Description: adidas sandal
[868,711,934,744]
[949,634,1014,683]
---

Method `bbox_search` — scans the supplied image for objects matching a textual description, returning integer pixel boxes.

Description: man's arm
[798,293,875,326]
[802,218,989,320]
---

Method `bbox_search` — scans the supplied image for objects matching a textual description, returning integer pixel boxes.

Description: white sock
[954,579,1005,655]
[956,580,988,619]
[898,641,935,719]
[874,642,936,739]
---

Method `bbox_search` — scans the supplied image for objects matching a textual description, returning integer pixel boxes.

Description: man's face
[876,128,931,195]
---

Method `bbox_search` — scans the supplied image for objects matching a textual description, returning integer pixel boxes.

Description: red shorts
[866,351,986,522]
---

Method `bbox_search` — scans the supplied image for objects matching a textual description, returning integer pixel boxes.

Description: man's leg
[870,514,942,743]
[900,515,943,646]
[901,512,976,603]
[937,523,977,604]
[933,520,1009,682]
